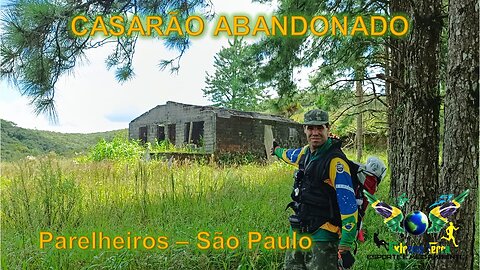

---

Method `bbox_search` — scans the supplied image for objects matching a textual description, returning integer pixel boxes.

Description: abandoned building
[129,101,307,159]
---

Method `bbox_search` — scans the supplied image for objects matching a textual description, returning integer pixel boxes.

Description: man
[273,109,357,270]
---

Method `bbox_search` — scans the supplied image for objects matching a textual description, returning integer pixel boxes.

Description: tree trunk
[388,0,442,233]
[355,74,364,162]
[435,0,479,268]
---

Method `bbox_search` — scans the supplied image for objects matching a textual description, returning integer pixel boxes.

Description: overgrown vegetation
[1,145,478,269]
[84,137,208,163]
[0,151,393,269]
[1,120,212,163]
[1,157,292,269]
[86,136,145,162]
[147,139,206,154]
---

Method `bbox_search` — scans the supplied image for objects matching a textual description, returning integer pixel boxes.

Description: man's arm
[273,146,308,167]
[328,157,358,250]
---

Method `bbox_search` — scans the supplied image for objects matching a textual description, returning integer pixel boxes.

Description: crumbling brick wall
[215,115,305,159]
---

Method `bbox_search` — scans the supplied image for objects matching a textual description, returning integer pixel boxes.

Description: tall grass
[1,152,477,269]
[1,157,292,269]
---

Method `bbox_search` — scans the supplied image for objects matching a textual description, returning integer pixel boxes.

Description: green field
[1,151,477,269]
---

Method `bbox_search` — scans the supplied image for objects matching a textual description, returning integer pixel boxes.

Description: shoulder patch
[336,162,344,173]
[343,222,355,232]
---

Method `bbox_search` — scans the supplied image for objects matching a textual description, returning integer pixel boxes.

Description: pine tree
[436,0,479,268]
[388,0,442,246]
[0,0,213,119]
[202,37,264,110]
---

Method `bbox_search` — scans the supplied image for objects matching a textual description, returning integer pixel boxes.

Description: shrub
[87,136,144,162]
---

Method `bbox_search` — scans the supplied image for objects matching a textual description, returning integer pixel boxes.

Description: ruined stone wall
[129,103,215,153]
[215,116,305,159]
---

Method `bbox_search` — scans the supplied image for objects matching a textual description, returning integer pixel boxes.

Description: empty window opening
[289,127,298,141]
[139,126,148,143]
[184,121,204,146]
[167,124,176,144]
[157,125,165,141]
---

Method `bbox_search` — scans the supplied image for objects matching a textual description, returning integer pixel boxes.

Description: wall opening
[139,126,147,143]
[184,121,204,146]
[289,127,298,141]
[168,124,176,144]
[157,125,165,141]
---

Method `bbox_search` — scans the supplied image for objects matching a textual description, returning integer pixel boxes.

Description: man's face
[304,124,329,150]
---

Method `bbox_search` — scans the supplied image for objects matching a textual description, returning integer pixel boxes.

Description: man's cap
[303,109,329,125]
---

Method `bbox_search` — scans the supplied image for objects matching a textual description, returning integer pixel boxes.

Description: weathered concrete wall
[271,121,306,149]
[129,102,215,152]
[215,115,305,158]
[130,102,307,157]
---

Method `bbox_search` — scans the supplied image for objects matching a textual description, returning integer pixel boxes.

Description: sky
[0,0,313,133]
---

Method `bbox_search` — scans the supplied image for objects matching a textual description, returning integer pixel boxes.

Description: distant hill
[1,119,128,161]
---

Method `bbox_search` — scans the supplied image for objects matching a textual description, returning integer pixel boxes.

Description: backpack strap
[316,147,347,180]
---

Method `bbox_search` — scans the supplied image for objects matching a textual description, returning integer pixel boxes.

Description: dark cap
[303,109,329,125]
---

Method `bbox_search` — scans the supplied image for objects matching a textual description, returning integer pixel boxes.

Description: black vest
[289,141,346,232]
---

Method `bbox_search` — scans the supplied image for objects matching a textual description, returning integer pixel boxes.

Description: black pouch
[288,215,302,231]
[303,218,322,234]
[291,169,304,201]
[289,215,322,234]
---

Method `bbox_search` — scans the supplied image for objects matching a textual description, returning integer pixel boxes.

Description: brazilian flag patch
[343,222,355,231]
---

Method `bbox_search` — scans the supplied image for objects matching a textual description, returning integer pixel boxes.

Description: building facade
[129,101,306,158]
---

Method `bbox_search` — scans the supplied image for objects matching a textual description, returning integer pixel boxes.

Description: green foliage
[87,136,144,162]
[316,87,353,112]
[203,37,266,110]
[147,139,206,154]
[149,139,177,152]
[0,119,126,161]
[334,114,356,135]
[248,1,390,141]
[216,152,260,165]
[2,158,83,233]
[0,0,214,119]
[251,0,388,126]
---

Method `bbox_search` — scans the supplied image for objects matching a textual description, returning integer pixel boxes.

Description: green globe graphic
[403,211,429,235]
